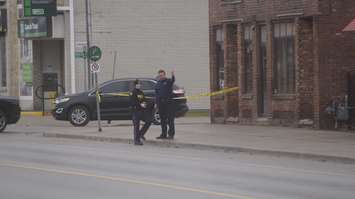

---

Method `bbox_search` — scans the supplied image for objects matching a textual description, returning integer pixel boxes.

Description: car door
[99,80,130,120]
[140,79,156,99]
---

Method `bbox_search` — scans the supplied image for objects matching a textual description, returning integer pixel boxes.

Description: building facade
[0,0,210,111]
[0,0,75,112]
[73,0,210,110]
[209,0,355,129]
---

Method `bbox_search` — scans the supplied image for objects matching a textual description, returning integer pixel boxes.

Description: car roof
[102,77,157,84]
[98,78,158,88]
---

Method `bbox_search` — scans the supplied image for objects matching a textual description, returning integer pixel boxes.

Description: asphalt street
[0,132,355,199]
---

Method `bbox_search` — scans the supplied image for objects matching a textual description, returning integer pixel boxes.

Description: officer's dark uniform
[155,75,175,139]
[131,84,152,145]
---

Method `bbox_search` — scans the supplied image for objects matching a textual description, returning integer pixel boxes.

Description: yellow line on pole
[0,162,255,199]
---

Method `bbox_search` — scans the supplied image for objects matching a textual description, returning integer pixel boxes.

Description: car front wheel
[0,110,7,133]
[69,105,90,127]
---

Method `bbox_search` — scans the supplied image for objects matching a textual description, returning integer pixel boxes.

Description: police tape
[174,87,239,100]
[96,87,239,102]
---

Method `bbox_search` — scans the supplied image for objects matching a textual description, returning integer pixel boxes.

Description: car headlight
[55,97,70,104]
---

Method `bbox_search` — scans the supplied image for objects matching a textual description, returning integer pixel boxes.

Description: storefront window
[20,39,33,97]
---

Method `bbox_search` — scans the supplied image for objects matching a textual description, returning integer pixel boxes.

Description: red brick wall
[210,0,320,26]
[210,0,355,128]
[296,18,314,121]
[316,0,355,128]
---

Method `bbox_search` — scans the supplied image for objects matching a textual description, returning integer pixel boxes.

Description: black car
[0,96,21,132]
[52,78,189,126]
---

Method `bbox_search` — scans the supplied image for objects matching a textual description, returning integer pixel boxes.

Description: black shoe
[141,136,146,141]
[134,142,143,146]
[167,136,174,140]
[156,136,167,139]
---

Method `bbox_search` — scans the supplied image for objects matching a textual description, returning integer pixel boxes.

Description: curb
[42,132,355,164]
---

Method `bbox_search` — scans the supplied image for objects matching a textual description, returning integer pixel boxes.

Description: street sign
[90,62,101,73]
[88,46,102,62]
[75,51,87,59]
[23,0,57,17]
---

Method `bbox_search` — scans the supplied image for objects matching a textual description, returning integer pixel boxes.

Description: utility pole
[85,0,92,89]
[7,0,20,96]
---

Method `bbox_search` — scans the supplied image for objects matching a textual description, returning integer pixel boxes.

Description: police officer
[131,79,152,145]
[155,69,176,139]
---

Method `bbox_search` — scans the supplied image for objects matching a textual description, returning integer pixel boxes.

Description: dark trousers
[158,100,175,138]
[132,111,151,143]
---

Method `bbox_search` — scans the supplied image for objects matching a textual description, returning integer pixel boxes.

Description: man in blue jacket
[155,69,176,139]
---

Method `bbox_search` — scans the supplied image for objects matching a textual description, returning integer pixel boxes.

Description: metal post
[42,88,45,116]
[112,51,117,80]
[94,71,102,132]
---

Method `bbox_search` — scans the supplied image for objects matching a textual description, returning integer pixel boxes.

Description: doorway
[33,40,64,111]
[348,71,355,127]
[257,25,268,117]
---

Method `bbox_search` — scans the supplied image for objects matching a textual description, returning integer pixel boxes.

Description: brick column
[295,18,315,125]
[312,17,320,128]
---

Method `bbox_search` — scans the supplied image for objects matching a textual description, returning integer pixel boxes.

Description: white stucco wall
[74,0,210,110]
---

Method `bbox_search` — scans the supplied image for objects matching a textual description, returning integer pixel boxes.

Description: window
[101,81,129,94]
[140,80,155,91]
[221,0,242,5]
[243,25,253,93]
[20,39,33,97]
[273,23,295,94]
[0,36,6,87]
[216,28,224,89]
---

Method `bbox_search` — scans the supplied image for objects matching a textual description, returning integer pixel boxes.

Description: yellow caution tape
[99,87,239,101]
[176,87,239,101]
[96,90,101,103]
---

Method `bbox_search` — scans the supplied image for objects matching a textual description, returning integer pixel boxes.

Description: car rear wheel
[0,110,7,133]
[69,105,90,127]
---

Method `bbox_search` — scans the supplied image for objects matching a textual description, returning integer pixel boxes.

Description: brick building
[209,0,355,129]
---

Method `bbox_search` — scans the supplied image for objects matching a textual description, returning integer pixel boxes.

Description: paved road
[0,133,355,199]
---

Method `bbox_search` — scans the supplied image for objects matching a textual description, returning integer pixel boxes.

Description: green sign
[88,46,102,62]
[18,17,52,38]
[24,0,57,17]
[22,64,33,83]
[75,51,87,59]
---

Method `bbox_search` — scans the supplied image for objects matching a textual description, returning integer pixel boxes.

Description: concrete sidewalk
[7,116,355,164]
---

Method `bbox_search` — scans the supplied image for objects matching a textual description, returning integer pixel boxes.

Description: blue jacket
[155,75,175,103]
